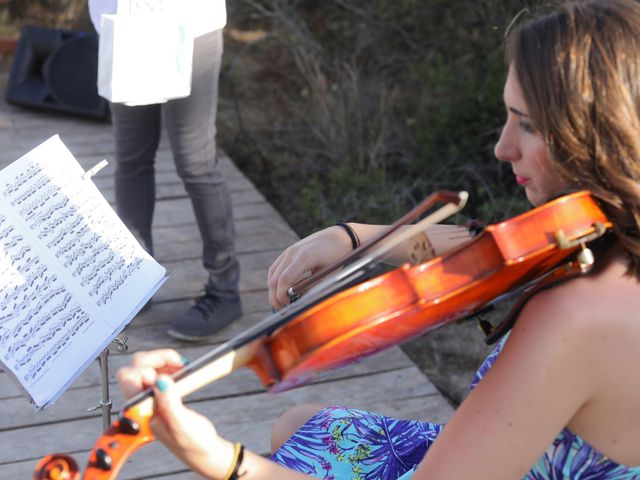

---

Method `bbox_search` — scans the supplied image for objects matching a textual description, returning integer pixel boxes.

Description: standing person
[117,0,640,478]
[88,0,242,341]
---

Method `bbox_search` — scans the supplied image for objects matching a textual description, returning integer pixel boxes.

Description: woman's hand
[116,350,235,479]
[117,348,184,399]
[267,226,354,309]
[150,374,235,479]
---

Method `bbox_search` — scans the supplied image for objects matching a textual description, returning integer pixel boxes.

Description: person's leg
[270,403,327,453]
[165,29,241,341]
[110,102,161,255]
[271,406,442,478]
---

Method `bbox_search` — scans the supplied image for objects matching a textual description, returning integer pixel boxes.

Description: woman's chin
[525,189,546,207]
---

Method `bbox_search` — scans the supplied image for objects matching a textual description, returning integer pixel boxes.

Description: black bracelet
[335,222,360,250]
[228,444,245,480]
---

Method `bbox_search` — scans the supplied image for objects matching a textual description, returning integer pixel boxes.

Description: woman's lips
[515,175,529,186]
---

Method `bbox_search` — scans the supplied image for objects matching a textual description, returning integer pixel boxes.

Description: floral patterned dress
[270,337,640,479]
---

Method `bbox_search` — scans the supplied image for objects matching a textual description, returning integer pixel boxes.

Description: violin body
[33,190,612,480]
[261,191,611,391]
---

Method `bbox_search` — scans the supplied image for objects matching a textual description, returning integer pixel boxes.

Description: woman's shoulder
[509,254,640,355]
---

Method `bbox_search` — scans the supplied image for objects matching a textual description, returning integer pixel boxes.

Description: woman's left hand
[117,349,236,479]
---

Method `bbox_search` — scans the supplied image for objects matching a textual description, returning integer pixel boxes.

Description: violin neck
[172,341,259,399]
[123,340,261,411]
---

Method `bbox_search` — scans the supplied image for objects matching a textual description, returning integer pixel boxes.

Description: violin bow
[288,190,469,301]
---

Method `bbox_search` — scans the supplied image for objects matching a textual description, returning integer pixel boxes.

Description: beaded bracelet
[335,222,360,250]
[223,443,245,480]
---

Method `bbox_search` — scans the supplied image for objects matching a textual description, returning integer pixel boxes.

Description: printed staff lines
[3,232,24,249]
[2,163,45,196]
[8,175,51,207]
[9,245,30,263]
[1,284,63,340]
[24,309,91,383]
[63,234,103,269]
[0,223,15,241]
[32,198,73,236]
[5,288,70,357]
[0,264,49,315]
[17,185,61,222]
[5,292,80,362]
[100,258,144,305]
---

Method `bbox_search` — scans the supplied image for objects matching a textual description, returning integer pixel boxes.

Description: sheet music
[0,135,166,409]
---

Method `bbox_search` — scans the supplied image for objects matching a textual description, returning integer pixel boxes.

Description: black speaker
[6,25,108,120]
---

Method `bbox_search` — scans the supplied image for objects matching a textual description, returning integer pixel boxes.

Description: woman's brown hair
[507,0,640,277]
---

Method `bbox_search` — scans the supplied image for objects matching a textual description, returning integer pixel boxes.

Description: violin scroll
[34,398,155,480]
[33,454,79,480]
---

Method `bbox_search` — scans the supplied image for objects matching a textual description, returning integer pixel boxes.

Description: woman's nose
[494,123,518,163]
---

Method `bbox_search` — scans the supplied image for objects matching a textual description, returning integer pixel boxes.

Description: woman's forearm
[202,442,313,480]
[347,222,472,266]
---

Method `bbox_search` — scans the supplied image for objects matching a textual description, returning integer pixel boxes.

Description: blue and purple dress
[270,338,640,479]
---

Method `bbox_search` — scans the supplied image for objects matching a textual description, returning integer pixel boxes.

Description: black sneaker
[167,294,243,342]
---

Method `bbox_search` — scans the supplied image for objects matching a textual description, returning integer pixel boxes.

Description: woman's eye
[519,120,536,134]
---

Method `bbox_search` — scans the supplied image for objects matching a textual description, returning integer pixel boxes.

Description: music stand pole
[97,349,112,431]
[89,336,128,431]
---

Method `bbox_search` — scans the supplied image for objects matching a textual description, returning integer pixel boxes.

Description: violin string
[126,193,470,410]
[125,268,368,410]
[296,194,469,311]
[290,191,470,296]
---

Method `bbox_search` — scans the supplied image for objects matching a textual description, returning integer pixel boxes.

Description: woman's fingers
[152,375,185,433]
[117,349,186,399]
[268,249,293,308]
[267,227,354,310]
[149,375,232,478]
[131,349,184,369]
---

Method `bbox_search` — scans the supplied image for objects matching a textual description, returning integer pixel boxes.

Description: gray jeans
[109,29,239,299]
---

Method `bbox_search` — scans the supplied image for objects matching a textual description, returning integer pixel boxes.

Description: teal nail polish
[156,378,169,392]
[180,355,190,365]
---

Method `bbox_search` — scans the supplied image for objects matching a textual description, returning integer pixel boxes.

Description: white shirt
[88,0,226,38]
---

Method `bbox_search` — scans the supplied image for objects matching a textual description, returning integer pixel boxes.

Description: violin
[33,190,612,480]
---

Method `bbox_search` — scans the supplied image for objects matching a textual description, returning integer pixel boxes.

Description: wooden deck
[0,79,453,478]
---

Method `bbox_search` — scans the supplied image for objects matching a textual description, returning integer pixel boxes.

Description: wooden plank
[3,394,446,479]
[152,251,280,301]
[0,368,451,474]
[0,348,420,429]
[0,71,455,479]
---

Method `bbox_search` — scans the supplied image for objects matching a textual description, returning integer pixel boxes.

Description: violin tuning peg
[92,448,112,471]
[118,416,141,435]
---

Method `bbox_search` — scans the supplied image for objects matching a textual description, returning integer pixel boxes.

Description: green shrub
[223,0,544,235]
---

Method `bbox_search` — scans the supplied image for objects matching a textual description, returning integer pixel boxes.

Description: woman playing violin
[117,1,640,478]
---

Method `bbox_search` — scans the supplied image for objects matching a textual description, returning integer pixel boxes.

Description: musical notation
[3,156,146,309]
[0,135,166,409]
